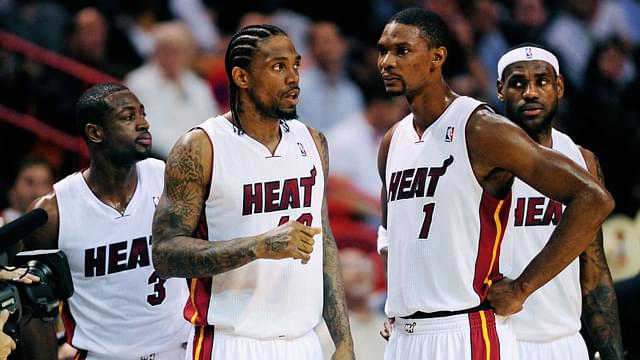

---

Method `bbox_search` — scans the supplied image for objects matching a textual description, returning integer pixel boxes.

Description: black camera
[0,249,74,342]
[0,209,74,342]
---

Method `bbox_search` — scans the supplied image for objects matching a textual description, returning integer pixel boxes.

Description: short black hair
[75,83,128,141]
[388,7,449,49]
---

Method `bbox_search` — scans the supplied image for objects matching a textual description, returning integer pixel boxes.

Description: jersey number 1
[419,203,435,239]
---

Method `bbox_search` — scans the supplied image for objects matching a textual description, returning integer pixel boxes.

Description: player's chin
[134,147,152,160]
[383,85,404,96]
[518,116,547,133]
[278,108,298,121]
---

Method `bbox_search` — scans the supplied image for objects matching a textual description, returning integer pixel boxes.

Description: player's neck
[83,156,138,198]
[530,126,553,148]
[232,112,283,153]
[409,81,456,136]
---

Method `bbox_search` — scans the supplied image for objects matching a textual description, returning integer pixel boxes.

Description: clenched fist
[487,277,527,316]
[256,221,321,264]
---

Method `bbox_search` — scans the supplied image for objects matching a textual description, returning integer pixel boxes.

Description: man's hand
[331,343,355,360]
[379,317,394,341]
[256,221,321,264]
[0,267,40,284]
[487,278,527,316]
[0,310,16,360]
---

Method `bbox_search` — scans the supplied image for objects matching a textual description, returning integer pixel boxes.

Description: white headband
[497,46,559,80]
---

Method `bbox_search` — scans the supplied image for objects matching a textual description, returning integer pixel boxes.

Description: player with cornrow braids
[152,24,354,360]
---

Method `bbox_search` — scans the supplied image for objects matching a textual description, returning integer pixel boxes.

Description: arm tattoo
[266,233,288,252]
[316,131,354,353]
[322,199,353,351]
[580,156,624,360]
[152,140,257,278]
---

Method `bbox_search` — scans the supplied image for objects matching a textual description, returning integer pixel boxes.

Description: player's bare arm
[467,109,615,315]
[578,148,624,360]
[309,128,354,360]
[152,128,318,279]
[377,126,395,342]
[20,194,61,360]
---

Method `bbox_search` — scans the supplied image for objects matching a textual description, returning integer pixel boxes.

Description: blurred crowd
[0,1,638,358]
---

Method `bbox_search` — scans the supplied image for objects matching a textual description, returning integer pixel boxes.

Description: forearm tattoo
[316,131,353,351]
[579,156,624,360]
[580,232,624,360]
[153,141,256,278]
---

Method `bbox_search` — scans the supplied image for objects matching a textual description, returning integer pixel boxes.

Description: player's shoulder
[467,104,520,134]
[301,122,325,145]
[34,191,58,214]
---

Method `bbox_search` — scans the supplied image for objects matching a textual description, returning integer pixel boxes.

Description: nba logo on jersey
[445,126,455,142]
[297,142,307,156]
[525,47,533,59]
[152,196,160,207]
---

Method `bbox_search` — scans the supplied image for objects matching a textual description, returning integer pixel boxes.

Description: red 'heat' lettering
[242,167,317,215]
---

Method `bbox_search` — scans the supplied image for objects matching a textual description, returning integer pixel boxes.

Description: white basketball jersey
[184,116,325,339]
[500,129,586,341]
[54,158,190,358]
[385,96,512,317]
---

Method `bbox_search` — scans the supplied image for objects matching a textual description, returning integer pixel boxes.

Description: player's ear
[556,73,565,99]
[496,80,505,101]
[432,46,447,68]
[85,123,103,144]
[232,66,249,89]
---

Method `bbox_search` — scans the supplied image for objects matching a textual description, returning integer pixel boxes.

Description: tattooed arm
[578,148,624,360]
[309,127,354,360]
[152,127,319,279]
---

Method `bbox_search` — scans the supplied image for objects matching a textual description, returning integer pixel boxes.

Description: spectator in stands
[327,78,406,201]
[543,0,632,91]
[502,0,549,46]
[572,37,640,216]
[67,7,128,77]
[1,156,54,223]
[317,247,387,360]
[614,271,640,360]
[168,0,220,54]
[421,0,490,101]
[0,0,69,52]
[32,7,126,135]
[120,0,174,60]
[125,21,220,159]
[467,0,509,108]
[297,21,364,132]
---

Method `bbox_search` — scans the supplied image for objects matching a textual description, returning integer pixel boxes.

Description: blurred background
[0,0,638,359]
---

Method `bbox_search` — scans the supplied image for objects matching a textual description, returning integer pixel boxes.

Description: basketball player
[497,44,623,359]
[20,83,190,359]
[375,8,614,359]
[151,25,354,359]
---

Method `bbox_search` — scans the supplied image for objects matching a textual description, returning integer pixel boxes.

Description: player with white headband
[497,43,624,360]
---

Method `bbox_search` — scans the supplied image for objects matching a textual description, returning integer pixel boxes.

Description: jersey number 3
[147,271,167,306]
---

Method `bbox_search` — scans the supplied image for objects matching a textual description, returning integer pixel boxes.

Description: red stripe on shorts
[469,310,501,360]
[191,325,215,360]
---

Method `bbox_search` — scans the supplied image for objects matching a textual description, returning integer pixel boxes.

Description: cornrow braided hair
[224,24,290,135]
